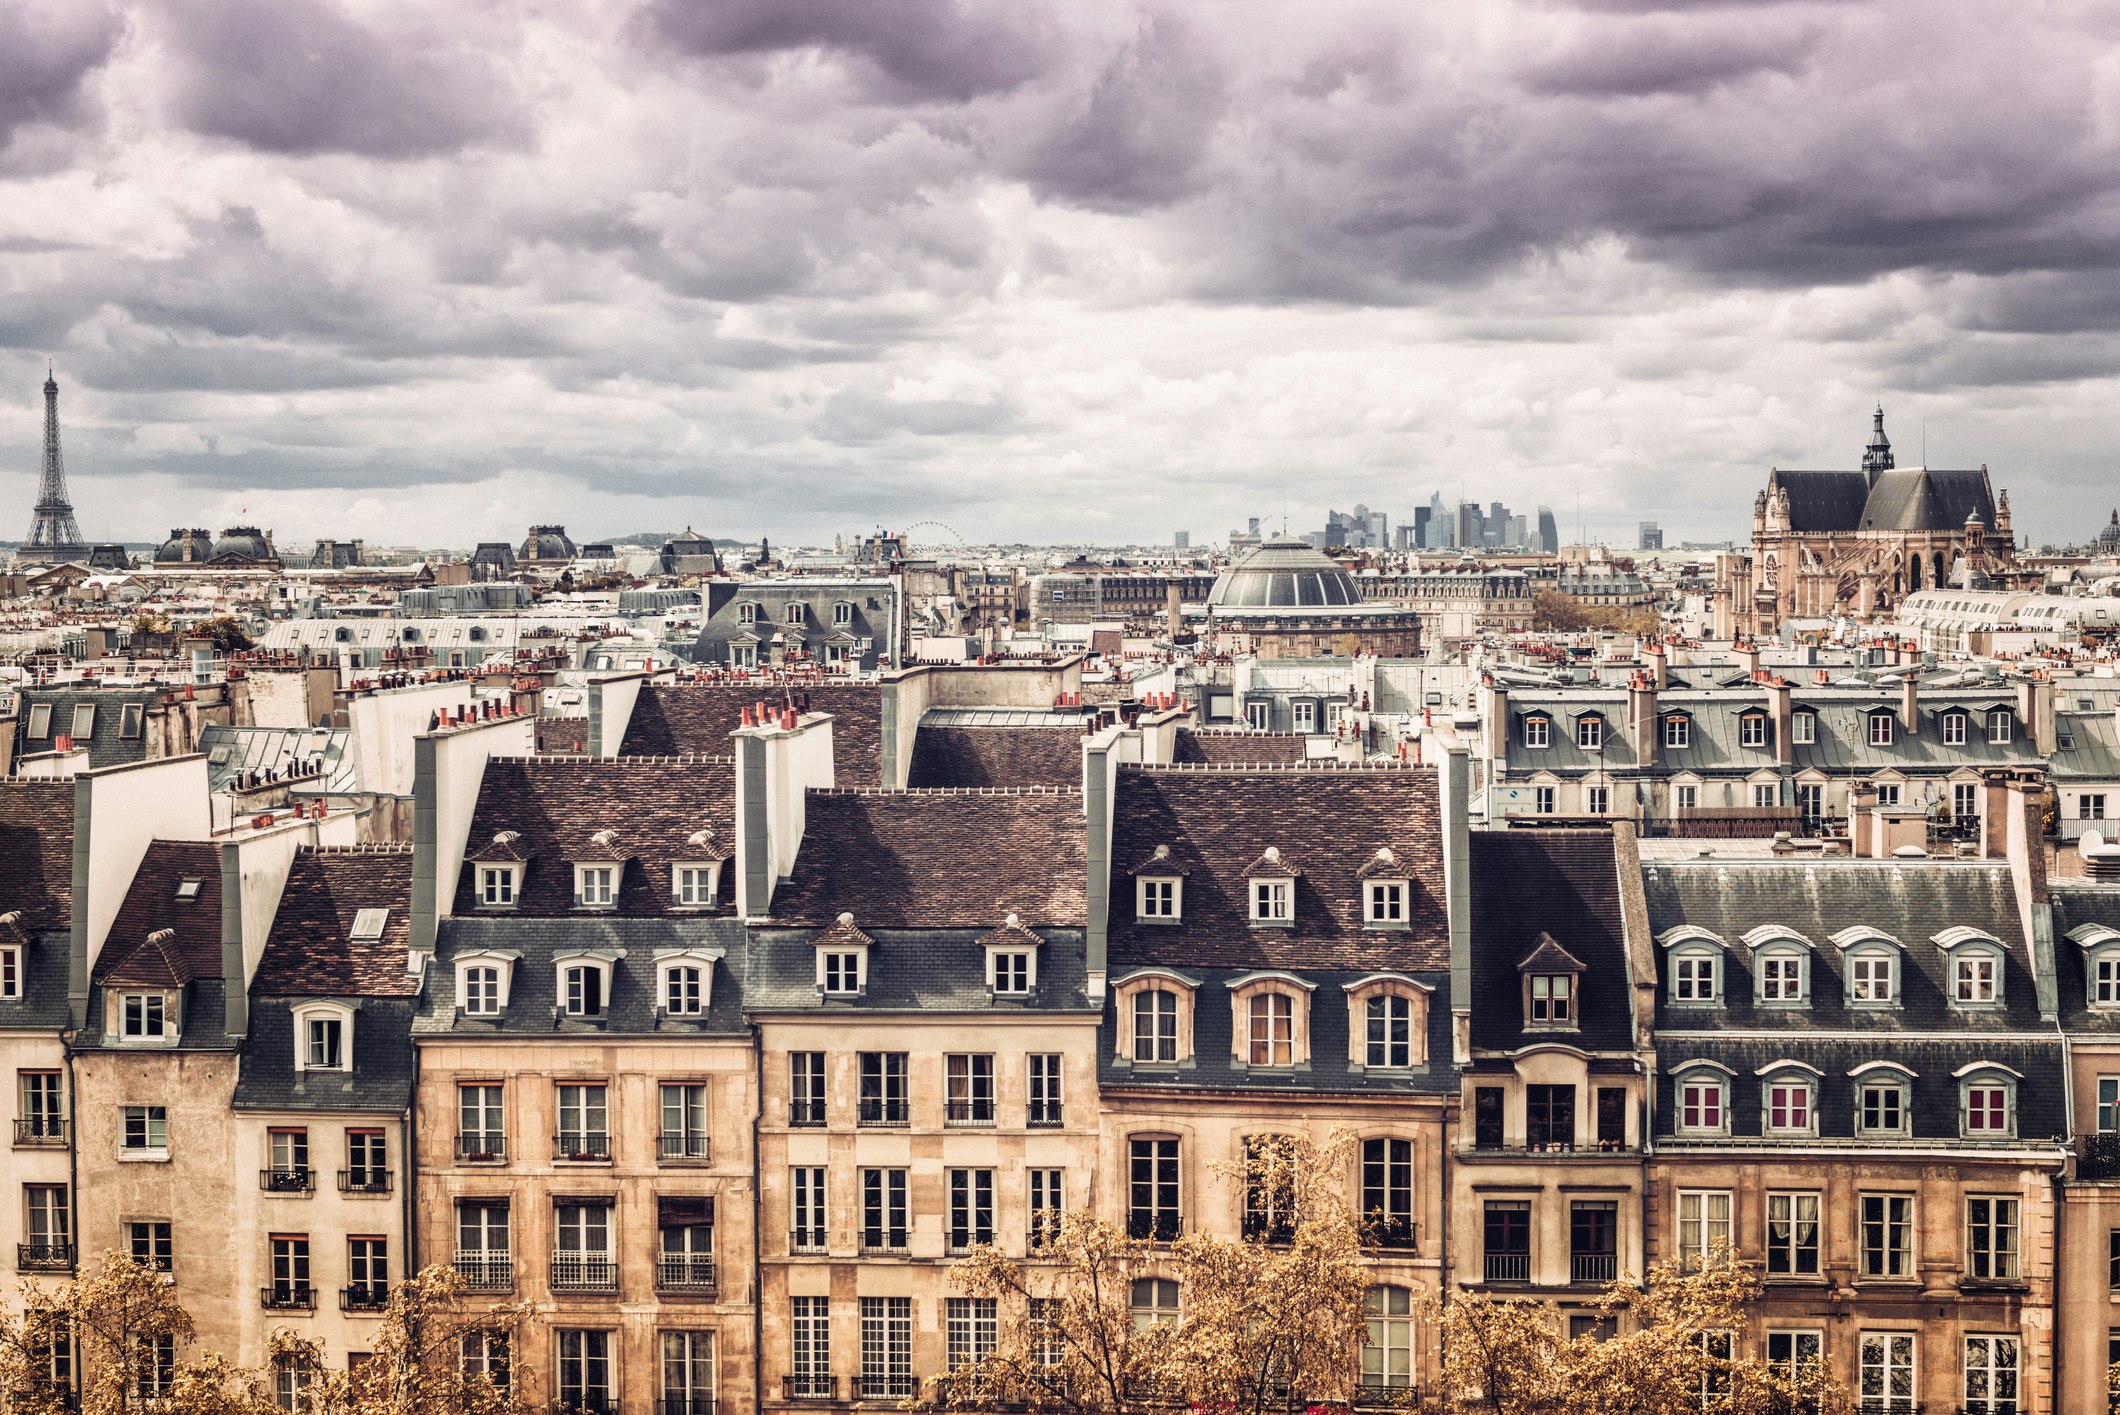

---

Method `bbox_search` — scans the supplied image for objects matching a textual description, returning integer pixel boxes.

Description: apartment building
[0,780,78,1296]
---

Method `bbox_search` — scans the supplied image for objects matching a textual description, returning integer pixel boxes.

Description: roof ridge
[809,785,1082,797]
[487,754,736,766]
[1128,761,1428,773]
[300,843,414,855]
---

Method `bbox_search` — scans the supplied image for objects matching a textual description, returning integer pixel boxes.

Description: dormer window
[1986,709,2013,744]
[293,1003,354,1072]
[982,915,1042,996]
[1848,949,1896,1004]
[1791,710,1817,745]
[1671,949,1719,1004]
[1938,928,2005,1008]
[121,991,169,1039]
[557,956,615,1017]
[1867,711,1894,747]
[737,603,758,626]
[822,952,863,994]
[1576,716,1603,750]
[785,602,804,624]
[1252,880,1290,922]
[1942,712,1968,746]
[814,913,872,997]
[1523,715,1550,749]
[833,601,854,626]
[1344,975,1429,1070]
[1757,949,1807,1005]
[1365,879,1406,926]
[1229,974,1314,1069]
[673,857,723,910]
[1663,715,1691,749]
[1674,1066,1730,1136]
[454,950,516,1016]
[1138,877,1181,921]
[2071,925,2120,1008]
[657,950,719,1016]
[1116,970,1197,1065]
[69,704,95,739]
[1853,1064,1913,1137]
[574,865,616,911]
[0,943,18,1001]
[351,909,388,941]
[1759,1064,1820,1136]
[1958,1064,2018,1137]
[1738,713,1768,748]
[1517,933,1583,1030]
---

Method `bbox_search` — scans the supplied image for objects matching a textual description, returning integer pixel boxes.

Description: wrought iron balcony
[1126,1212,1183,1242]
[781,1376,837,1403]
[549,1252,617,1293]
[259,1168,313,1193]
[13,1119,67,1147]
[340,1284,390,1313]
[552,1132,611,1162]
[789,1228,827,1255]
[1026,1104,1064,1129]
[852,1374,915,1401]
[660,1398,717,1415]
[453,1253,514,1291]
[655,1254,717,1293]
[17,1243,74,1272]
[789,1101,826,1128]
[2079,1133,2120,1181]
[1571,1253,1618,1285]
[657,1132,710,1163]
[943,1102,995,1128]
[856,1098,908,1128]
[260,1284,315,1311]
[456,1132,507,1163]
[859,1232,909,1256]
[338,1168,392,1194]
[1484,1252,1530,1284]
[1364,1217,1417,1251]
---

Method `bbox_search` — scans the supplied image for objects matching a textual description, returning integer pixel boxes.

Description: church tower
[1861,404,1895,483]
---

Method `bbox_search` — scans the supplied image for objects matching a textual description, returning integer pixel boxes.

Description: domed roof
[155,528,212,562]
[211,526,273,561]
[522,525,576,561]
[1206,537,1364,609]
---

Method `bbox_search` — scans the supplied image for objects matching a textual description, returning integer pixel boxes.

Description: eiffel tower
[18,369,88,565]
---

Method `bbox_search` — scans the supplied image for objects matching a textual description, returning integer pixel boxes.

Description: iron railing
[453,1253,514,1291]
[456,1132,507,1163]
[259,1168,313,1193]
[655,1254,717,1293]
[549,1253,617,1293]
[657,1132,710,1162]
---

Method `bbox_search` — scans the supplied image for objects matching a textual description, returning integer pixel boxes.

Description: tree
[1532,590,1594,633]
[194,616,255,653]
[269,1266,534,1415]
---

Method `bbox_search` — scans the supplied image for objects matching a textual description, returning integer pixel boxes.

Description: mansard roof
[1469,830,1632,1052]
[907,720,1083,788]
[0,778,74,932]
[95,841,223,987]
[251,846,418,998]
[415,916,750,1037]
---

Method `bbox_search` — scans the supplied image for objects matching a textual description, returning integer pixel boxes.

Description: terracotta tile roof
[1126,843,1191,876]
[977,914,1045,950]
[1107,764,1450,970]
[0,779,74,932]
[771,788,1087,928]
[466,830,529,862]
[809,913,875,949]
[251,846,419,997]
[1517,933,1585,972]
[1172,729,1311,765]
[451,755,738,916]
[907,725,1083,788]
[96,841,223,986]
[617,682,882,786]
[1241,847,1300,879]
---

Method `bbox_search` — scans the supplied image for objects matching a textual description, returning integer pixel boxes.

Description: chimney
[2018,675,2054,754]
[1165,581,1183,642]
[1442,747,1473,1066]
[1849,781,1879,858]
[1479,675,1508,774]
[1900,675,1920,737]
[732,709,837,920]
[1981,771,2012,859]
[1766,676,1793,768]
[1732,639,1760,680]
[1644,640,1669,691]
[1627,671,1658,768]
[2002,771,2056,1017]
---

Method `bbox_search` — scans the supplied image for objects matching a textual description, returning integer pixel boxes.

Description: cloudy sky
[5,0,2120,552]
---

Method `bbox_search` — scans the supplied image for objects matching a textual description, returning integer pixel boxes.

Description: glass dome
[1206,537,1363,609]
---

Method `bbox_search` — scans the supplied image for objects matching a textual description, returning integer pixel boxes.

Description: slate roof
[616,682,883,787]
[1097,966,1456,1097]
[1469,830,1631,1052]
[251,847,419,997]
[0,778,74,932]
[450,756,737,916]
[1768,470,1872,533]
[1766,467,1997,534]
[2049,882,2120,1032]
[198,725,353,794]
[769,789,1086,928]
[95,841,223,986]
[1173,730,1311,765]
[232,1000,416,1112]
[1107,765,1448,971]
[906,724,1084,789]
[11,688,163,770]
[745,926,1092,1014]
[415,916,751,1037]
[0,926,73,1029]
[2050,712,2120,781]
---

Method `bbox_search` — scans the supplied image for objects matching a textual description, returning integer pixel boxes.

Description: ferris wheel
[904,520,966,551]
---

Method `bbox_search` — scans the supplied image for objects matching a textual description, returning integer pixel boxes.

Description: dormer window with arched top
[1522,713,1551,750]
[1673,1063,1731,1136]
[737,602,759,626]
[1851,1062,1915,1137]
[1114,970,1198,1065]
[1831,928,1904,1007]
[1938,927,2006,1008]
[1866,708,1895,747]
[555,952,619,1018]
[1743,928,1813,1007]
[1757,1061,1821,1137]
[1987,708,2013,744]
[833,600,855,626]
[1662,713,1692,750]
[454,949,518,1017]
[1957,1062,2019,1138]
[1229,973,1314,1069]
[1344,975,1430,1070]
[1942,710,1969,746]
[785,602,805,624]
[2071,924,2120,1008]
[656,948,720,1016]
[1659,926,1727,1006]
[293,1001,355,1071]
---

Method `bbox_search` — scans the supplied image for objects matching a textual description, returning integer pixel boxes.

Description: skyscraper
[1536,506,1559,555]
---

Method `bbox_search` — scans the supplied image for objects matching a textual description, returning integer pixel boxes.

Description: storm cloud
[4,0,2120,549]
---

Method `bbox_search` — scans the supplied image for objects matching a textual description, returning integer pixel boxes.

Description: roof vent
[492,830,520,846]
[1694,846,1714,859]
[1152,844,1170,860]
[838,911,855,926]
[1004,912,1020,928]
[1263,846,1281,863]
[1374,847,1396,864]
[1891,844,1928,858]
[590,829,617,848]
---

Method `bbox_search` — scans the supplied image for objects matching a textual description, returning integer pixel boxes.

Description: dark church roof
[1767,410,1998,535]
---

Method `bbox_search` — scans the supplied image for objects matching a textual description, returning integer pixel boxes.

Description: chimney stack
[1900,674,1920,737]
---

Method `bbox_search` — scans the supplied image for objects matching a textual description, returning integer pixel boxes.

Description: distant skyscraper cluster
[1304,497,1558,553]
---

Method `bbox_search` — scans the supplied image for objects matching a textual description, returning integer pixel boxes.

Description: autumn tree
[270,1265,534,1415]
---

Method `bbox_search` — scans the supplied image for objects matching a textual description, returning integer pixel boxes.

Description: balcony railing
[655,1254,717,1293]
[1364,1218,1417,1251]
[453,1253,514,1291]
[17,1243,74,1272]
[852,1374,915,1401]
[13,1119,67,1147]
[456,1132,507,1163]
[2079,1133,2120,1181]
[549,1252,618,1293]
[859,1234,910,1257]
[943,1103,995,1128]
[1126,1212,1183,1243]
[1485,1252,1530,1284]
[657,1132,710,1163]
[1352,1381,1416,1410]
[789,1228,827,1255]
[789,1101,826,1128]
[1027,1105,1064,1129]
[553,1132,611,1162]
[857,1099,909,1128]
[261,1284,316,1311]
[261,1166,314,1193]
[661,1398,717,1415]
[1571,1253,1618,1285]
[340,1285,390,1313]
[338,1168,392,1194]
[782,1376,838,1404]
[947,1230,995,1256]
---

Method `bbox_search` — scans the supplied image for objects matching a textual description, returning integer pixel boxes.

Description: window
[1859,1332,1916,1414]
[659,1083,708,1161]
[790,1298,831,1399]
[1596,1088,1625,1148]
[0,945,17,1000]
[790,1168,826,1252]
[1130,1278,1180,1332]
[1246,1137,1300,1244]
[1586,785,1609,815]
[860,1297,913,1399]
[1246,700,1270,731]
[19,1071,63,1140]
[946,1053,995,1125]
[1570,1200,1618,1284]
[1792,712,1817,745]
[785,602,804,625]
[1944,712,1968,746]
[1247,992,1294,1066]
[661,1331,716,1415]
[1956,781,1981,822]
[1133,988,1180,1065]
[1758,950,1806,1003]
[457,1084,505,1160]
[860,1169,909,1252]
[1966,1197,2018,1281]
[454,1202,511,1289]
[1766,1331,1822,1387]
[1360,1138,1414,1248]
[1137,877,1181,920]
[1671,950,1718,1003]
[136,1334,175,1399]
[552,1203,614,1290]
[1797,781,1824,822]
[1739,715,1768,748]
[1752,782,1777,809]
[268,1235,312,1306]
[1483,1200,1530,1283]
[122,1105,168,1154]
[821,950,863,995]
[1987,710,2012,744]
[24,1186,69,1265]
[1664,716,1691,749]
[1677,1075,1725,1134]
[460,964,502,1015]
[663,965,705,1015]
[1765,1078,1813,1134]
[790,1053,826,1127]
[1535,785,1556,814]
[1675,783,1698,813]
[1028,1054,1063,1126]
[1028,1169,1064,1248]
[1365,994,1412,1068]
[556,1084,609,1161]
[1859,1079,1909,1136]
[947,1169,995,1252]
[1850,950,1896,1004]
[129,1220,171,1273]
[832,600,854,626]
[1527,1085,1574,1151]
[1365,879,1406,926]
[1963,1335,2018,1415]
[1527,973,1572,1025]
[1766,1193,1820,1277]
[556,1331,612,1414]
[69,704,95,740]
[573,866,615,909]
[267,1128,311,1188]
[1876,782,1902,808]
[1361,1287,1413,1393]
[1474,1087,1503,1150]
[478,867,517,907]
[658,1198,715,1290]
[1524,716,1550,749]
[1860,1195,1913,1278]
[560,962,607,1017]
[2085,793,2111,821]
[1128,1137,1181,1240]
[1292,700,1317,733]
[347,1237,388,1308]
[1868,713,1895,747]
[304,1015,344,1070]
[1965,1081,2012,1136]
[346,1130,387,1192]
[1677,1190,1732,1270]
[1250,879,1291,923]
[677,862,722,907]
[121,992,167,1038]
[1576,716,1603,749]
[24,703,49,739]
[857,1052,907,1126]
[1954,953,2000,1005]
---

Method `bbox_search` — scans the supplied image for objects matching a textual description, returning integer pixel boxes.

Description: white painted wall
[223,810,363,987]
[78,755,212,974]
[345,681,475,796]
[431,717,537,922]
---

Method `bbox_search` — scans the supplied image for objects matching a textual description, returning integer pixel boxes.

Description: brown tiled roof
[450,756,738,916]
[1107,764,1449,970]
[907,726,1083,789]
[1356,847,1414,880]
[1241,848,1300,879]
[0,779,74,931]
[977,915,1045,950]
[1173,729,1311,765]
[1126,843,1191,876]
[536,717,589,754]
[252,846,419,996]
[809,914,875,949]
[1517,933,1585,972]
[617,683,883,786]
[466,830,529,862]
[771,788,1086,928]
[96,841,222,986]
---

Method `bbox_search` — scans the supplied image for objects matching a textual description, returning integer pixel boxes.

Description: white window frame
[1855,1072,1912,1137]
[1292,701,1317,734]
[819,948,867,996]
[1757,949,1808,1005]
[1952,949,2003,1007]
[1739,715,1768,748]
[1961,1075,2015,1138]
[986,948,1035,995]
[672,862,722,909]
[291,1002,353,1072]
[1763,1075,1816,1136]
[0,944,20,1001]
[24,703,50,738]
[554,956,613,1018]
[1874,782,1902,808]
[118,991,172,1041]
[1670,949,1719,1004]
[572,864,617,911]
[1675,1189,1732,1268]
[477,865,521,909]
[1858,1331,1916,1413]
[1791,712,1817,745]
[69,704,95,740]
[1987,710,2013,745]
[657,951,718,1015]
[1250,878,1292,924]
[2093,949,2120,1008]
[1962,1334,2018,1414]
[1848,948,1898,1005]
[1675,1072,1728,1136]
[1943,712,1968,746]
[1534,785,1556,814]
[1523,715,1550,749]
[1868,713,1894,747]
[1585,785,1609,815]
[2081,792,2109,821]
[456,952,515,1016]
[1860,1193,1914,1278]
[1136,876,1182,922]
[1130,987,1182,1064]
[1674,783,1698,813]
[1576,716,1603,750]
[1965,1196,2019,1281]
[1364,879,1407,928]
[1663,716,1691,749]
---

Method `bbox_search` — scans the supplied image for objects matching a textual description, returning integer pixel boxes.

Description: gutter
[404,1044,420,1274]
[751,1029,765,1415]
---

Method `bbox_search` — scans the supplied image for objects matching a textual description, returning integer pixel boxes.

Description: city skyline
[8,2,2120,547]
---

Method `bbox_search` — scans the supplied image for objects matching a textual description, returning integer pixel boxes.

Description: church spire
[1862,403,1894,483]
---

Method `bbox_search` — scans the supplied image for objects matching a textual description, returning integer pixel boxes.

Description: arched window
[785,602,805,624]
[1675,1069,1729,1136]
[1671,948,1720,1004]
[1852,1063,1914,1137]
[1248,992,1295,1067]
[737,602,758,625]
[1759,1065,1819,1136]
[1960,1067,2018,1138]
[1756,948,1808,1005]
[1986,709,2013,744]
[1133,990,1178,1063]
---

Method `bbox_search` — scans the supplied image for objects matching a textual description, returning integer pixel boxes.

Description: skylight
[351,908,390,940]
[175,880,202,901]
